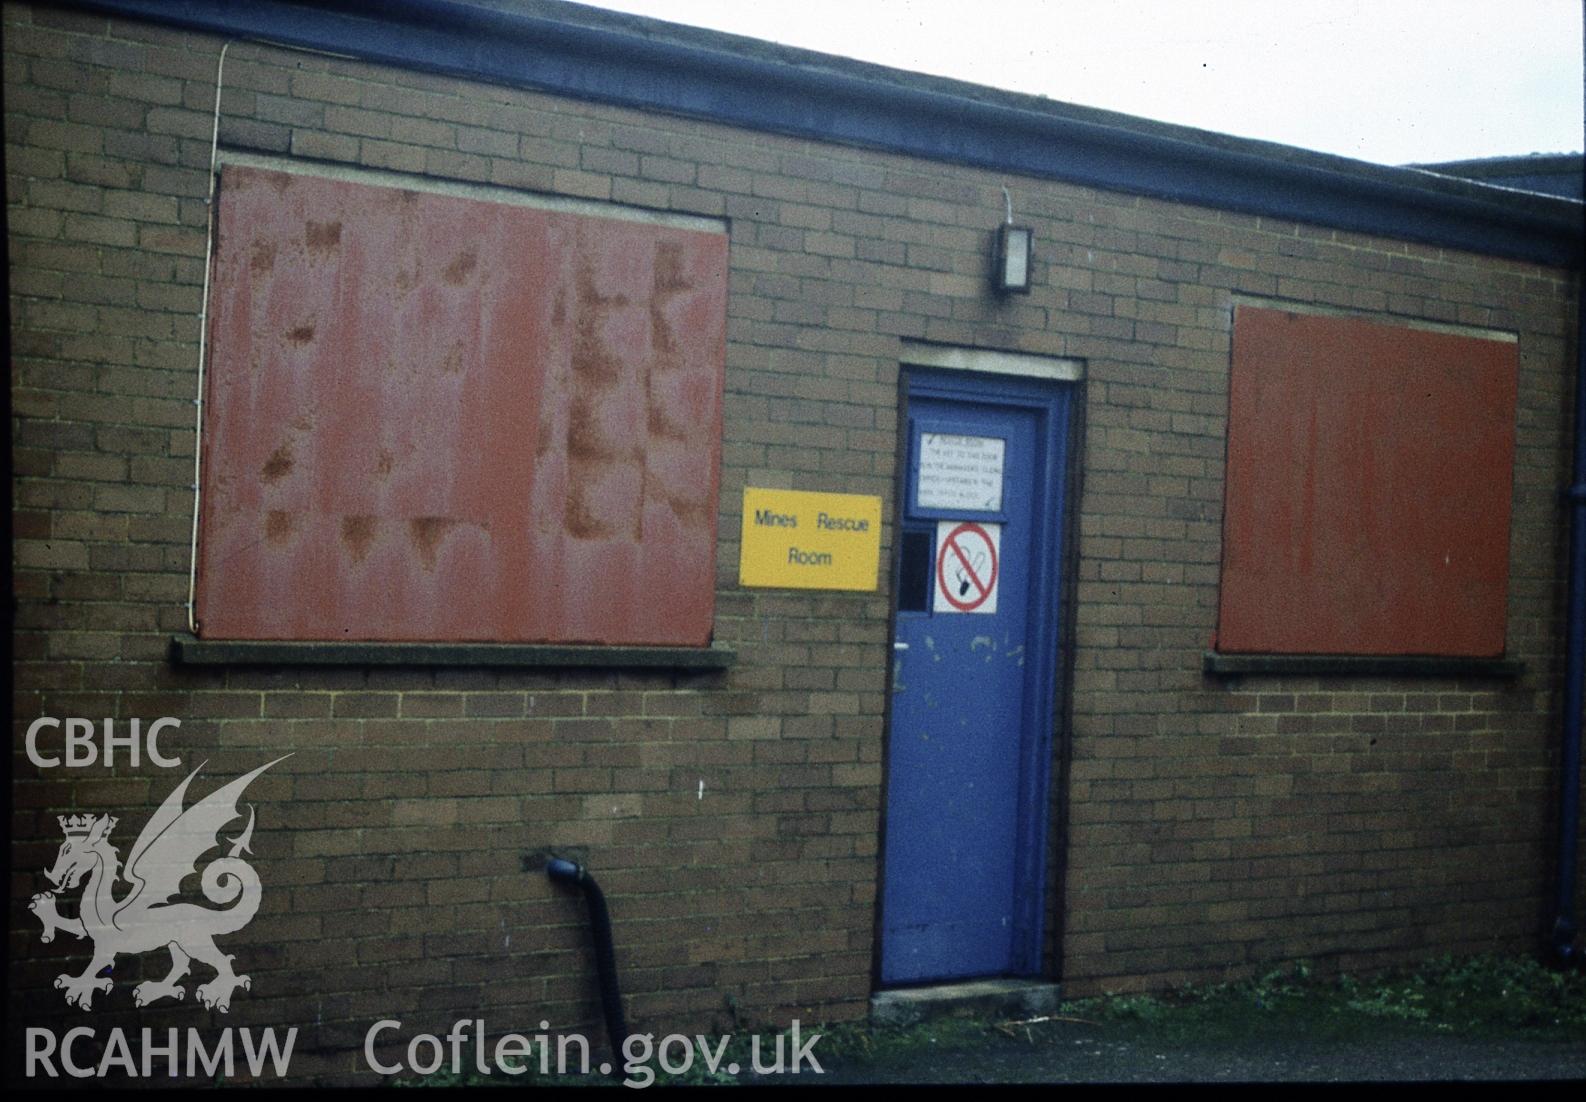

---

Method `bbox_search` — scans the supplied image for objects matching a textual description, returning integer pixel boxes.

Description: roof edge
[45,0,1586,268]
[1412,153,1584,175]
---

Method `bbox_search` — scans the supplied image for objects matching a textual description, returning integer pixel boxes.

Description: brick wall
[7,1,1580,1083]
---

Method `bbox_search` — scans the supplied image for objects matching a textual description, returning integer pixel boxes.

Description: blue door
[880,368,1071,984]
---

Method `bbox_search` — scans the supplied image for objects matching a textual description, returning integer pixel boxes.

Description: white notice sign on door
[918,433,1004,511]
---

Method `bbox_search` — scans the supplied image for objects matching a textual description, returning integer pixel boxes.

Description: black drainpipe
[545,858,630,1059]
[1552,272,1586,967]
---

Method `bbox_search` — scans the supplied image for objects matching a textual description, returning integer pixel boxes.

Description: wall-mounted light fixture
[993,186,1033,295]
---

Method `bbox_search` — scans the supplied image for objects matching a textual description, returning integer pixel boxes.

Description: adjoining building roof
[56,0,1586,267]
[1410,154,1585,202]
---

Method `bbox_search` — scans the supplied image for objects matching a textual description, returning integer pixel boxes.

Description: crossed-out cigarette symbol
[937,522,997,612]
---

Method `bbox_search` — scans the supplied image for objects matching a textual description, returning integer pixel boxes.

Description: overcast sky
[559,0,1584,166]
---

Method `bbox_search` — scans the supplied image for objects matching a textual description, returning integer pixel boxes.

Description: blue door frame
[879,367,1073,985]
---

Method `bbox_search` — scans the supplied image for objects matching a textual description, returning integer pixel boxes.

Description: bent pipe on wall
[545,858,630,1061]
[1553,273,1586,967]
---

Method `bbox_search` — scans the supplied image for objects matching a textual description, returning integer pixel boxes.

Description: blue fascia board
[52,0,1585,268]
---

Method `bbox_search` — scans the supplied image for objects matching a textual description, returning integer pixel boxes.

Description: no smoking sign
[934,521,1001,614]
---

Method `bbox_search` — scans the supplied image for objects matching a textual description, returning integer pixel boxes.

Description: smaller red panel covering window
[1217,306,1518,657]
[195,165,726,645]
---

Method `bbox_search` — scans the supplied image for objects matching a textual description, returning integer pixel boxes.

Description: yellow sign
[739,487,882,591]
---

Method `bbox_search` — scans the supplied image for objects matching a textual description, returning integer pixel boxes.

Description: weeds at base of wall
[390,954,1585,1086]
[1062,953,1586,1040]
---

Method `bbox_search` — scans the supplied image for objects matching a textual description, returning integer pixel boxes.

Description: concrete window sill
[1203,652,1524,679]
[169,634,735,670]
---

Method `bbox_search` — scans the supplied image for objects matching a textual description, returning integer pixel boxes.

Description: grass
[1054,954,1586,1045]
[392,953,1585,1086]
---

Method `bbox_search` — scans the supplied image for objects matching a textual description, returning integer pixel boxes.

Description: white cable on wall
[186,40,231,636]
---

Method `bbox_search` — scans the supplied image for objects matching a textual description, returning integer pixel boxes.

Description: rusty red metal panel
[1218,306,1518,656]
[195,165,726,644]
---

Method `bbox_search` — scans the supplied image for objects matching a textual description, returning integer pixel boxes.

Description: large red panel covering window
[1217,305,1518,657]
[195,165,726,645]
